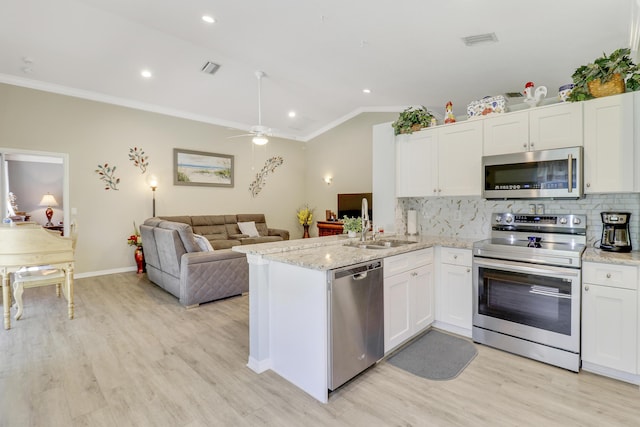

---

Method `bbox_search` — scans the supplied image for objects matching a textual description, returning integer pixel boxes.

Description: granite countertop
[233,234,477,270]
[582,247,640,266]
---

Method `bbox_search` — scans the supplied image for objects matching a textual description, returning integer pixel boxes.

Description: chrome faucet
[361,198,369,242]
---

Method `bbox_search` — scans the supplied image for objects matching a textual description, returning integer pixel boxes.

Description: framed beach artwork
[173,148,234,187]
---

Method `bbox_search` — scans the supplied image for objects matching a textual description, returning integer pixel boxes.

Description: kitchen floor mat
[386,329,477,381]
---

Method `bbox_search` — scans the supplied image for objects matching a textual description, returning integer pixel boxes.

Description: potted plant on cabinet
[568,48,640,102]
[391,106,435,135]
[342,216,362,238]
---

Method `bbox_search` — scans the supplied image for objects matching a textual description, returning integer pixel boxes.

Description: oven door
[472,257,580,353]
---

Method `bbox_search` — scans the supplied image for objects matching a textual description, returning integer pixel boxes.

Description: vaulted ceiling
[1,0,638,141]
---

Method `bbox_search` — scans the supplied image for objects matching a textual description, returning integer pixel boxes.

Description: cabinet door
[582,283,637,373]
[412,264,434,332]
[395,130,437,197]
[483,111,529,156]
[437,263,472,334]
[437,121,483,196]
[583,92,634,193]
[384,271,412,353]
[529,102,583,150]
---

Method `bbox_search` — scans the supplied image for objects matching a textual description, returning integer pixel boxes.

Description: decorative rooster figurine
[523,81,547,108]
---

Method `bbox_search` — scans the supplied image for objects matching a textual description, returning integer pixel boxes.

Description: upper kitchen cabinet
[395,129,438,197]
[437,121,483,196]
[396,121,483,198]
[483,102,583,156]
[583,92,634,194]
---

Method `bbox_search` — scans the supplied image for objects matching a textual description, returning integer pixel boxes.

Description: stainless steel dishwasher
[328,259,384,391]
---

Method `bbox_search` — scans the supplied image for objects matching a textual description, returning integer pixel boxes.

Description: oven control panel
[493,213,586,232]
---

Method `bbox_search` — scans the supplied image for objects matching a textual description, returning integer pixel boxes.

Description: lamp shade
[39,194,59,207]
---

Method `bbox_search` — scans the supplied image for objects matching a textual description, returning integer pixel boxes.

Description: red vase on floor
[303,224,310,239]
[134,246,145,274]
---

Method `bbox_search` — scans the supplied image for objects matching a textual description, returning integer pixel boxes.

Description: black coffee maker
[600,212,632,252]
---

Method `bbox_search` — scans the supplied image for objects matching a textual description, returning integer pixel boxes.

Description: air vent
[462,32,498,46]
[201,61,221,75]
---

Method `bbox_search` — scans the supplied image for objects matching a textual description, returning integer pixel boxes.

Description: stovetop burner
[473,212,588,268]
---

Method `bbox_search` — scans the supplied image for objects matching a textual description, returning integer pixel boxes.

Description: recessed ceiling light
[288,111,296,118]
[202,15,215,23]
[140,69,152,78]
[363,88,371,94]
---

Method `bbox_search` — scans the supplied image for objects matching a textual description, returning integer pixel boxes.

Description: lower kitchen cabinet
[384,248,434,353]
[435,247,473,337]
[581,261,639,383]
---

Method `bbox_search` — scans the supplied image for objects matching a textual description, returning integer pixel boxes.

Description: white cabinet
[483,110,529,155]
[384,248,434,353]
[395,121,482,197]
[583,92,635,193]
[395,130,437,197]
[437,121,483,196]
[483,102,583,156]
[582,261,638,383]
[435,247,473,337]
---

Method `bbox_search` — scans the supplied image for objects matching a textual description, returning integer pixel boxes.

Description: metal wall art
[95,163,120,190]
[129,147,149,173]
[249,156,283,198]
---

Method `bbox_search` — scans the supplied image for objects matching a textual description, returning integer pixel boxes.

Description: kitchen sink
[343,239,415,250]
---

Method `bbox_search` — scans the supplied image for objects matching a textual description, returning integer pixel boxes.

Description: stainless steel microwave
[482,146,583,199]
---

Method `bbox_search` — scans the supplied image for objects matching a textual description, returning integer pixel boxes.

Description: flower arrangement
[342,216,362,233]
[297,204,314,226]
[127,222,142,247]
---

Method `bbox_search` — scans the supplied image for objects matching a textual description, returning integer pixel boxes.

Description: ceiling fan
[231,70,272,145]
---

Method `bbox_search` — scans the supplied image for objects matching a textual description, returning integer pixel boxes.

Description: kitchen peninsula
[232,234,475,403]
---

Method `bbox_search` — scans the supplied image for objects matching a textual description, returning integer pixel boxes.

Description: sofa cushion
[158,216,193,226]
[240,236,284,245]
[158,220,200,253]
[193,234,214,252]
[191,215,229,241]
[237,221,260,237]
[236,214,268,236]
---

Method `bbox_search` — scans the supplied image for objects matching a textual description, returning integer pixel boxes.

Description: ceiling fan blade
[227,133,254,139]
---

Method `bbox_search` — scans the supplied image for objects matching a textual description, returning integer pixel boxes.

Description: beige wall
[304,112,397,236]
[0,83,307,274]
[0,83,397,273]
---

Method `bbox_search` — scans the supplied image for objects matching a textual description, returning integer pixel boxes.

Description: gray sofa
[158,214,289,250]
[140,218,249,307]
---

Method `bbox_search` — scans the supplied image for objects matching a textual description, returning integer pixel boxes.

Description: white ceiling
[1,0,638,141]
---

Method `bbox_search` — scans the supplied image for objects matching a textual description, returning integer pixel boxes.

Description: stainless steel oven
[472,213,586,372]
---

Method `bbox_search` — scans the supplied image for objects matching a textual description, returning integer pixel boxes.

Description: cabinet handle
[466,268,471,273]
[438,189,442,193]
[584,285,589,291]
[453,255,458,259]
[530,142,534,148]
[411,271,418,277]
[567,153,573,193]
[433,189,437,193]
[586,183,591,188]
[523,143,527,148]
[606,273,611,279]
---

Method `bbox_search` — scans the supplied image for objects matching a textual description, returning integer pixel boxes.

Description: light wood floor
[1,272,639,426]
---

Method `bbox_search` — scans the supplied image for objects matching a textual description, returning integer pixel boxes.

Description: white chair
[11,225,77,321]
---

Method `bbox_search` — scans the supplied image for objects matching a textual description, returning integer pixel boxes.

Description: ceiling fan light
[252,135,268,145]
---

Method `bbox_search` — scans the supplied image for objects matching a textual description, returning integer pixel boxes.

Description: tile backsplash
[397,194,640,248]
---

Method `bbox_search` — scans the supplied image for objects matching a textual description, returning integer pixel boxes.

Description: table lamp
[39,193,59,226]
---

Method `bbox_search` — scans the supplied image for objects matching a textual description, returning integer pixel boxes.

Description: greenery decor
[342,216,363,234]
[568,48,640,102]
[391,106,435,135]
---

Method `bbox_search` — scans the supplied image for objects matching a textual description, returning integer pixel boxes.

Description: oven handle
[473,257,580,278]
[529,288,572,299]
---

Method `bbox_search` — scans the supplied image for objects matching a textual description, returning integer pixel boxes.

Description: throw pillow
[237,221,260,237]
[193,234,214,252]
